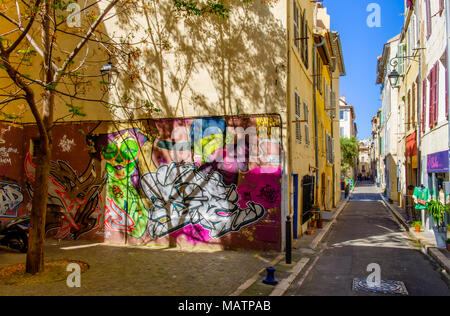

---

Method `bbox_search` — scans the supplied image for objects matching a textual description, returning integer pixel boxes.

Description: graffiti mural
[89,128,150,239]
[141,162,265,239]
[13,115,281,248]
[86,115,282,247]
[0,182,23,218]
[25,153,106,239]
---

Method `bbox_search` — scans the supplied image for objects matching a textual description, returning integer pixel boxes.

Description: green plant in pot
[426,200,449,248]
[412,221,422,232]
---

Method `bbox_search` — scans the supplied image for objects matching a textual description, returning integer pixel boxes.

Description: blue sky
[323,0,405,139]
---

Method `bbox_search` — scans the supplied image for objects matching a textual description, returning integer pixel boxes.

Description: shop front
[425,150,449,232]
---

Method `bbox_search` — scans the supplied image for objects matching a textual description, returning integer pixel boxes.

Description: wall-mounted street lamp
[388,69,401,89]
[100,61,119,91]
[387,50,422,89]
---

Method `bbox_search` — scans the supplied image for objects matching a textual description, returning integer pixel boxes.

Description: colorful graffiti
[13,115,281,248]
[0,182,23,218]
[85,115,282,246]
[25,153,106,239]
[141,162,265,239]
[91,129,150,239]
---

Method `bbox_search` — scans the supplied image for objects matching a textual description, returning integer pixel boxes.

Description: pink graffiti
[169,224,212,244]
[237,167,282,210]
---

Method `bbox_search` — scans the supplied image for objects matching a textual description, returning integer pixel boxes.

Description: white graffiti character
[140,163,265,239]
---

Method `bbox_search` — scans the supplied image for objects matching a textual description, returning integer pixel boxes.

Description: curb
[380,195,450,276]
[232,195,351,296]
[379,194,409,231]
[428,248,450,274]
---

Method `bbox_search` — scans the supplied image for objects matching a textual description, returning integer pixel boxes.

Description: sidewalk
[0,197,351,296]
[380,195,450,275]
[233,194,351,296]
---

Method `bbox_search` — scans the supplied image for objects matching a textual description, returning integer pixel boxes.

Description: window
[397,43,406,76]
[407,89,411,129]
[295,91,301,143]
[425,0,432,39]
[301,9,309,68]
[441,50,448,119]
[422,78,427,132]
[340,127,344,137]
[293,1,299,51]
[304,101,310,145]
[340,110,344,120]
[428,62,439,127]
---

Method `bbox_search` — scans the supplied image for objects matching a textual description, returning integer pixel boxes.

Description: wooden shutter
[429,70,434,127]
[295,92,301,143]
[294,1,299,50]
[446,61,449,119]
[434,62,439,124]
[398,43,405,76]
[426,0,432,39]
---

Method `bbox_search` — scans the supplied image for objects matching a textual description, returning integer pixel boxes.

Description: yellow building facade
[0,0,344,249]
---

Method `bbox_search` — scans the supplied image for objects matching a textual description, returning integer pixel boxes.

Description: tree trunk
[25,0,53,274]
[25,137,51,274]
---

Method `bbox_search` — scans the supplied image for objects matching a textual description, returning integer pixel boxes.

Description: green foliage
[340,136,359,173]
[412,221,422,228]
[172,0,253,18]
[65,103,86,117]
[426,200,449,227]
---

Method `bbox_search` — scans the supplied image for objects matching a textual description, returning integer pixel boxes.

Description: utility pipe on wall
[313,37,326,200]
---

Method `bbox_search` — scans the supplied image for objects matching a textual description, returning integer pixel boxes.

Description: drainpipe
[447,0,450,188]
[313,37,326,201]
[416,0,422,187]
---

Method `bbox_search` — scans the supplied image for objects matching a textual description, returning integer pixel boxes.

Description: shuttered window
[295,91,301,143]
[294,1,299,51]
[304,101,310,146]
[422,79,427,132]
[428,63,439,128]
[434,63,439,124]
[426,0,432,39]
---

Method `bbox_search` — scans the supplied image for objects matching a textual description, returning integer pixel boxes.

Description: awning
[406,131,417,157]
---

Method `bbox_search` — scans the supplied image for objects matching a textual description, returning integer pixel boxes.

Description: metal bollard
[286,215,292,264]
[262,267,278,285]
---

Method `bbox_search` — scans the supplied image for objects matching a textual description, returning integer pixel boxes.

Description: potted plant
[426,200,449,248]
[446,239,450,252]
[412,221,422,232]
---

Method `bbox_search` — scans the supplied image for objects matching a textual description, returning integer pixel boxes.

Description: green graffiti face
[101,132,140,180]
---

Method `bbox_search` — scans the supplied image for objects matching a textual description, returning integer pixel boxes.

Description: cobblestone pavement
[0,241,280,296]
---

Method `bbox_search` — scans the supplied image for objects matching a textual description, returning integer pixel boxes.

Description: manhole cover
[352,278,408,295]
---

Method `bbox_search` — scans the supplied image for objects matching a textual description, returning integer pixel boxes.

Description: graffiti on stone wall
[25,153,106,239]
[141,162,264,238]
[91,129,150,239]
[0,182,23,217]
[87,115,282,243]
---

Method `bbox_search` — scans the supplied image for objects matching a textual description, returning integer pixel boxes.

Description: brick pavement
[0,240,280,296]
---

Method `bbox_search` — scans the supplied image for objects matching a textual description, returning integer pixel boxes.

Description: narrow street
[284,181,450,296]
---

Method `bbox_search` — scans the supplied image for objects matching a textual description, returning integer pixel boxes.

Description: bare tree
[0,0,126,274]
[0,0,254,274]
